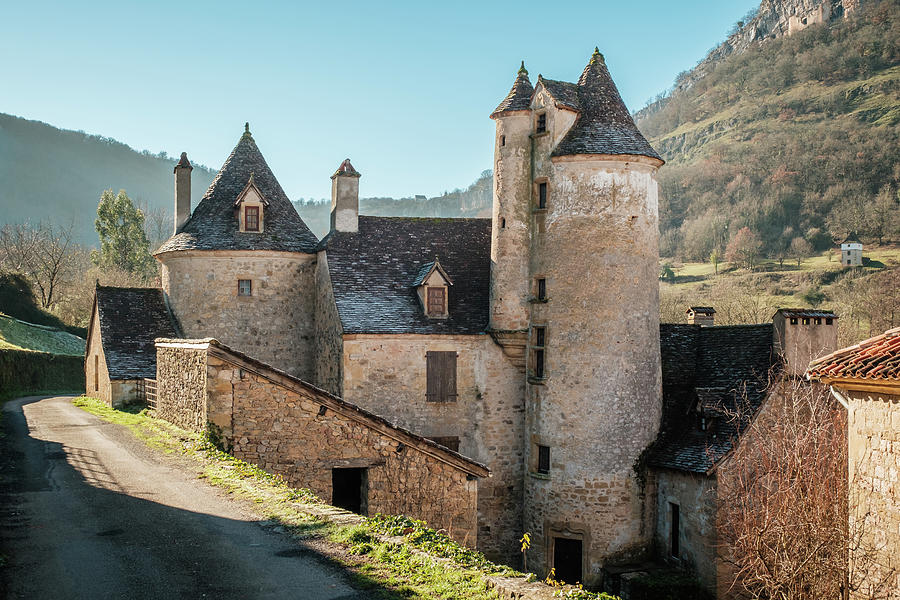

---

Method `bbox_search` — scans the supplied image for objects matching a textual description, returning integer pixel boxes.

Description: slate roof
[491,63,534,117]
[539,77,580,111]
[649,323,776,474]
[155,126,318,255]
[688,306,716,315]
[807,326,900,383]
[550,49,662,161]
[841,232,862,245]
[321,216,491,335]
[92,286,180,380]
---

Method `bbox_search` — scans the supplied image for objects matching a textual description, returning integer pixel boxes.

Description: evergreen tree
[91,189,155,278]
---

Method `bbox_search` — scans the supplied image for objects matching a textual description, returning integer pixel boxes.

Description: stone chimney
[330,158,360,233]
[686,306,716,327]
[174,152,192,234]
[772,308,839,377]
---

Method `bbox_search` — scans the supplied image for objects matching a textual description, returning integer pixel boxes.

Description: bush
[0,348,84,401]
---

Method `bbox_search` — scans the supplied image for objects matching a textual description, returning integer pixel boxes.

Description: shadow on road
[0,396,410,600]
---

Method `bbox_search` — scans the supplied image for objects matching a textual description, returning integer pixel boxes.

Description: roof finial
[591,47,604,64]
[245,122,250,133]
[518,60,528,76]
[249,171,255,184]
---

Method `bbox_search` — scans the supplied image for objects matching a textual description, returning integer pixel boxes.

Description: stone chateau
[85,49,841,593]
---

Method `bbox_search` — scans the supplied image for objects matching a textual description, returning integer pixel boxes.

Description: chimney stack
[686,306,716,327]
[772,308,839,377]
[330,158,360,233]
[174,152,193,234]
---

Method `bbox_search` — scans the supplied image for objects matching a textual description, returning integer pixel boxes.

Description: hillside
[636,0,900,262]
[0,313,85,355]
[0,113,216,245]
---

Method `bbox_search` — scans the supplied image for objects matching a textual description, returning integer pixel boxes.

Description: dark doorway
[553,537,583,584]
[332,468,367,515]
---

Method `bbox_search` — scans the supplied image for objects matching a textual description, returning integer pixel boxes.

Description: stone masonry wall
[314,251,344,395]
[85,302,112,406]
[522,151,663,584]
[651,469,718,595]
[158,250,316,380]
[341,333,525,561]
[155,343,208,433]
[847,388,900,598]
[153,339,484,546]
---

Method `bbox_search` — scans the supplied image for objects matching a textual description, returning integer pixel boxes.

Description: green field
[0,313,86,355]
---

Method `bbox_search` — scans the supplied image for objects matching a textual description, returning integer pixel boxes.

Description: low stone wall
[154,338,488,546]
[0,348,83,401]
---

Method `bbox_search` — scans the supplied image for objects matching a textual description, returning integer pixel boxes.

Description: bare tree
[716,376,899,599]
[0,221,78,309]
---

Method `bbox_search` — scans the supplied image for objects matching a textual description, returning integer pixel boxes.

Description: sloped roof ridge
[491,63,534,117]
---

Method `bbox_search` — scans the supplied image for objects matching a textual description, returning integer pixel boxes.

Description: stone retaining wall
[154,338,488,546]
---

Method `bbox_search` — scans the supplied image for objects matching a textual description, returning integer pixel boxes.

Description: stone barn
[841,232,863,266]
[84,285,179,407]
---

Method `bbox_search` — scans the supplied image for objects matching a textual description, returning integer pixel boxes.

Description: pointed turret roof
[490,61,534,117]
[155,125,319,254]
[552,48,662,161]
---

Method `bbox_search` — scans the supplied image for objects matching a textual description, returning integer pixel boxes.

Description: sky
[0,0,758,201]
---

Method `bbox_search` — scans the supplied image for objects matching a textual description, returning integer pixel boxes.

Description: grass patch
[73,397,587,600]
[0,313,85,355]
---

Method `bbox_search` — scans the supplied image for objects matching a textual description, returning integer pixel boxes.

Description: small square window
[238,279,252,296]
[537,445,550,474]
[790,318,798,325]
[537,182,548,209]
[245,206,260,231]
[826,317,833,325]
[802,317,810,325]
[814,317,822,325]
[537,278,547,301]
[536,113,547,133]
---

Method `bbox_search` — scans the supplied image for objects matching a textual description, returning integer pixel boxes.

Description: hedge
[0,348,84,402]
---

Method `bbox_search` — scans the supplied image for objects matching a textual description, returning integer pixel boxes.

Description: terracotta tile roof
[807,326,900,383]
[155,127,319,255]
[92,286,180,380]
[321,216,491,335]
[491,63,534,117]
[649,323,776,474]
[551,49,662,162]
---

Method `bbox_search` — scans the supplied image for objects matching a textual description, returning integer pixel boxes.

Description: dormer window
[412,257,453,319]
[235,172,268,233]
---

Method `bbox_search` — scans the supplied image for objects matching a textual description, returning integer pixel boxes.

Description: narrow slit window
[537,278,547,301]
[238,279,252,296]
[537,445,550,474]
[500,135,506,147]
[670,502,680,557]
[532,326,546,379]
[94,355,99,391]
[245,206,260,231]
[536,113,547,133]
[537,182,548,209]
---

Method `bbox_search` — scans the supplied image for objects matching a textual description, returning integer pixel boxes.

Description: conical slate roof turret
[155,124,319,254]
[552,48,662,161]
[491,61,534,118]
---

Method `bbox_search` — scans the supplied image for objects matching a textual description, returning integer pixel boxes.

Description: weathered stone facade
[154,338,487,546]
[158,250,316,379]
[340,333,526,559]
[507,90,663,584]
[651,470,717,593]
[85,301,113,405]
[846,387,900,597]
[313,251,343,396]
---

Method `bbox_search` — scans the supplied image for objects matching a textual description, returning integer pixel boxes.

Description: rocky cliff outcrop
[637,0,862,119]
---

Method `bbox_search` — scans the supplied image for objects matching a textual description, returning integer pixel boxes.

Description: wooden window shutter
[426,351,457,402]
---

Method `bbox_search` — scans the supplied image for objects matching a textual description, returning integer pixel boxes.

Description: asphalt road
[0,395,372,600]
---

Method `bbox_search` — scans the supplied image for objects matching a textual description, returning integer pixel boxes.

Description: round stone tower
[491,49,664,585]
